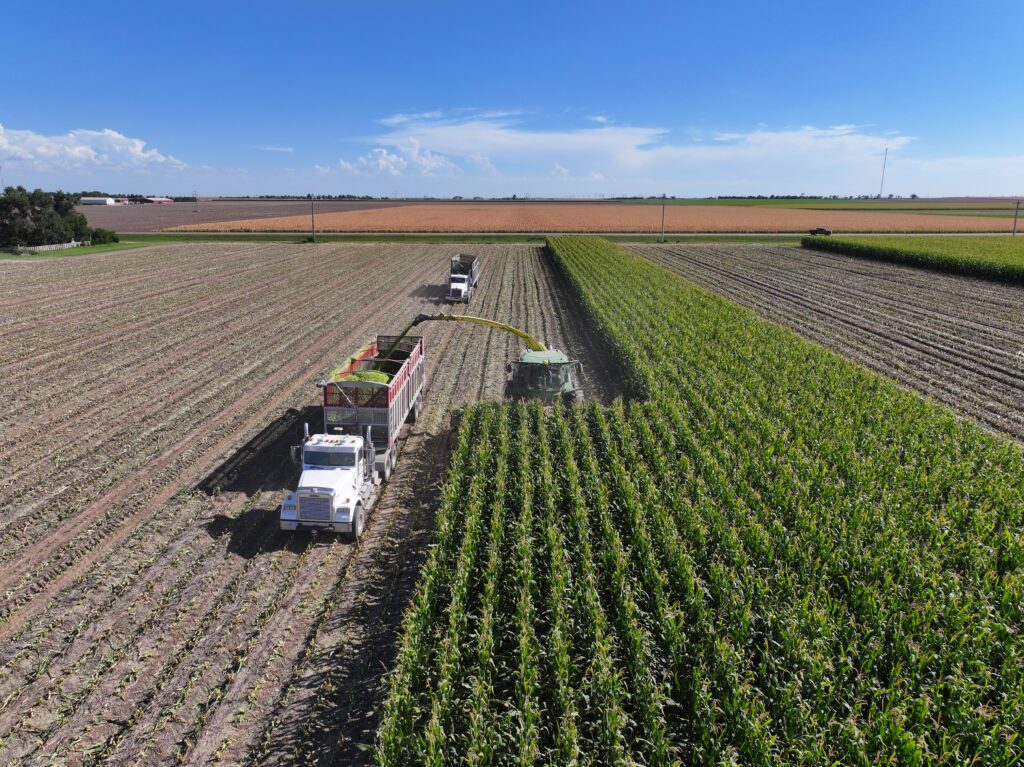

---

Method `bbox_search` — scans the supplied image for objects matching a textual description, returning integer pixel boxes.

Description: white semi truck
[446,254,480,302]
[281,334,425,539]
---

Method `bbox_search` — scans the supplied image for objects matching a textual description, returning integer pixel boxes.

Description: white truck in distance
[446,253,480,302]
[281,334,425,539]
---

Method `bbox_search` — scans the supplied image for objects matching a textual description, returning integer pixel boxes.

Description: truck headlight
[335,507,352,522]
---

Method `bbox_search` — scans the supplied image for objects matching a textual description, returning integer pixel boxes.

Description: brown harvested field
[0,242,616,765]
[630,243,1024,441]
[77,199,410,232]
[167,202,1014,233]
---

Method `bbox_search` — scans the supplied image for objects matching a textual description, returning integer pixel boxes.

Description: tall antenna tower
[878,148,888,199]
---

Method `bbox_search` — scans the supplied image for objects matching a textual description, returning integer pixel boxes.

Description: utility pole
[1014,199,1020,236]
[660,195,666,242]
[310,198,316,243]
[878,147,888,199]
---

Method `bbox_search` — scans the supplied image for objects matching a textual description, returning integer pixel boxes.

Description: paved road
[118,231,1017,238]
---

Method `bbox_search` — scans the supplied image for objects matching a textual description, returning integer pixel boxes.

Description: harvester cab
[508,349,583,403]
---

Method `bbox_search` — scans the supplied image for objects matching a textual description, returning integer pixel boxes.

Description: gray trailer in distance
[446,254,480,302]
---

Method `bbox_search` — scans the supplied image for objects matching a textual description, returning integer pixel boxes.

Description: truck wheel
[383,454,392,481]
[347,504,364,542]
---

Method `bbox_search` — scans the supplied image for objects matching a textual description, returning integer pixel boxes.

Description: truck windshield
[304,450,356,467]
[451,276,467,282]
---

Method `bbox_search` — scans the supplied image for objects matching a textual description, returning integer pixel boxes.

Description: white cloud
[0,124,183,171]
[254,145,294,153]
[467,152,497,174]
[400,139,458,175]
[378,111,443,126]
[337,139,458,178]
[373,117,667,168]
[352,112,934,195]
[340,147,408,176]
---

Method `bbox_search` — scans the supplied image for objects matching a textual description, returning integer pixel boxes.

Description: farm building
[79,196,116,205]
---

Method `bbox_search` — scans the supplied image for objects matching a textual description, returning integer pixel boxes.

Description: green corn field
[801,234,1024,283]
[375,236,1024,766]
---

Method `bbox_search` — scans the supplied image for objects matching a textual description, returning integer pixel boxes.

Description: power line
[878,147,888,198]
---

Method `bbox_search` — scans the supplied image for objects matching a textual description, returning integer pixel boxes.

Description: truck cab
[280,433,375,539]
[448,273,470,301]
[446,254,479,302]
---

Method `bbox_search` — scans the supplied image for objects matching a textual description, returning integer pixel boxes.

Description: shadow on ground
[408,282,450,304]
[203,506,335,558]
[538,245,628,403]
[197,405,320,495]
[198,404,326,558]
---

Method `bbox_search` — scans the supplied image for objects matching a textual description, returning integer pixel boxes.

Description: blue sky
[2,1,1022,197]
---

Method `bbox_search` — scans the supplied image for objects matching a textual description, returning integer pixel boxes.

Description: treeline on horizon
[0,186,119,248]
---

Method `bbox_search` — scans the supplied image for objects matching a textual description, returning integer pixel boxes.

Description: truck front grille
[298,493,332,521]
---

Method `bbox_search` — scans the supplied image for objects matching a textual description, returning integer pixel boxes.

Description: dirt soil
[77,200,411,232]
[631,243,1024,442]
[0,242,618,766]
[166,202,1014,233]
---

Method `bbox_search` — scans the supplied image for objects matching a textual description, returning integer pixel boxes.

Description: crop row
[374,236,1024,765]
[801,234,1024,283]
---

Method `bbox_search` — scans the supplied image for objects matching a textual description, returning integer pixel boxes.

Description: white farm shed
[80,197,116,205]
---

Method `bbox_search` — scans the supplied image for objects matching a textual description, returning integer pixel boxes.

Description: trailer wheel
[347,504,364,542]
